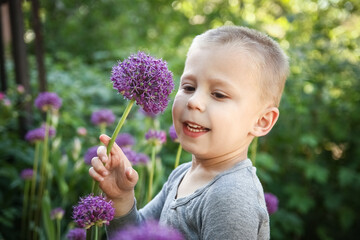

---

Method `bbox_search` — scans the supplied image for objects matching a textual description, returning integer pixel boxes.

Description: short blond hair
[189,26,289,107]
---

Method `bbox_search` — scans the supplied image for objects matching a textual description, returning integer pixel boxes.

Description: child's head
[172,26,289,159]
[188,25,289,107]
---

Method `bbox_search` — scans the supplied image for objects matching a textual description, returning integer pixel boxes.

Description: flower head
[91,109,116,126]
[264,192,279,215]
[115,133,135,148]
[34,92,62,111]
[77,127,87,136]
[84,146,98,165]
[25,126,56,143]
[72,194,115,229]
[113,220,184,240]
[66,228,86,240]
[111,51,174,114]
[169,125,178,142]
[135,153,150,165]
[145,129,166,146]
[51,207,65,220]
[20,168,33,180]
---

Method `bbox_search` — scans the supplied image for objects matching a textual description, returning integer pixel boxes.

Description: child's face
[172,44,264,160]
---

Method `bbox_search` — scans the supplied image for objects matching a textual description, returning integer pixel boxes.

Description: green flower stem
[86,228,92,240]
[107,99,135,155]
[34,110,52,240]
[174,144,182,169]
[56,219,61,240]
[28,141,40,233]
[250,137,258,165]
[100,123,106,135]
[147,145,156,202]
[95,226,99,240]
[21,180,31,239]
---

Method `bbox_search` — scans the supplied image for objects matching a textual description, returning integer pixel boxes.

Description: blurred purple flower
[122,148,138,165]
[20,168,33,180]
[84,146,98,165]
[66,228,86,240]
[72,194,115,229]
[115,133,135,148]
[91,109,116,126]
[145,129,166,146]
[25,126,56,143]
[169,125,178,142]
[77,127,87,136]
[34,92,62,111]
[51,207,65,220]
[0,92,4,100]
[113,220,184,240]
[111,51,174,114]
[17,85,25,94]
[135,153,150,165]
[264,192,279,215]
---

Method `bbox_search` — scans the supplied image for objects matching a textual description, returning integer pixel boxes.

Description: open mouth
[185,122,210,133]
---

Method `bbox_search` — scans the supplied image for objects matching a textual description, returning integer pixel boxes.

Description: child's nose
[187,91,206,112]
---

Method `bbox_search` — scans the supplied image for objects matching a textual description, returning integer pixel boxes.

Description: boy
[89,25,289,239]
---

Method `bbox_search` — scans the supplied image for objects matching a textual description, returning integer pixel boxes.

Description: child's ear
[251,107,279,137]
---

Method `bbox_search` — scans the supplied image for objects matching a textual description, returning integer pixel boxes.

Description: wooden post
[31,0,47,92]
[9,0,32,135]
[0,2,7,92]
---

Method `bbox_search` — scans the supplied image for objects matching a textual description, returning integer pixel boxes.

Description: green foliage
[1,0,359,239]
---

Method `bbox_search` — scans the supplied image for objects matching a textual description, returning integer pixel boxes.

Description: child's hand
[89,134,138,215]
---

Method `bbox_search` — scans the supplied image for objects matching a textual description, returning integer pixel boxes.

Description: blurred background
[1,0,359,239]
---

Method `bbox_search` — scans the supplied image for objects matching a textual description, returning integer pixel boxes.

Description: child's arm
[89,134,138,217]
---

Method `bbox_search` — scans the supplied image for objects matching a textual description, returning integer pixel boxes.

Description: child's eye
[183,85,195,92]
[212,92,227,99]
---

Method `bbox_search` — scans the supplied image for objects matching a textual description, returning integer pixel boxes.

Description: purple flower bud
[66,228,86,240]
[91,109,116,126]
[115,133,135,148]
[169,125,178,142]
[122,148,137,165]
[114,220,184,240]
[77,127,87,136]
[264,192,279,215]
[72,194,115,229]
[50,207,65,220]
[25,126,56,143]
[20,168,33,180]
[84,146,99,165]
[135,153,150,165]
[34,92,62,111]
[111,51,174,114]
[145,129,166,146]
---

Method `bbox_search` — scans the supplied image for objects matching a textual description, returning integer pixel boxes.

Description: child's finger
[97,146,108,163]
[125,167,139,185]
[91,157,109,177]
[89,167,105,182]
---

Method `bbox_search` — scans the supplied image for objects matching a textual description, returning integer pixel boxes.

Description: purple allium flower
[91,109,116,126]
[20,168,33,180]
[145,129,166,146]
[34,92,62,111]
[84,146,99,165]
[50,207,65,220]
[113,220,184,240]
[0,92,4,100]
[115,133,135,148]
[136,153,150,165]
[122,148,138,165]
[77,127,87,136]
[264,192,279,215]
[169,125,178,142]
[72,194,115,229]
[25,126,56,143]
[111,51,174,114]
[17,85,25,94]
[66,228,86,240]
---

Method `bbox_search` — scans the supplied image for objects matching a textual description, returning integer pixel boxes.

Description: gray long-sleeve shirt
[107,159,270,240]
